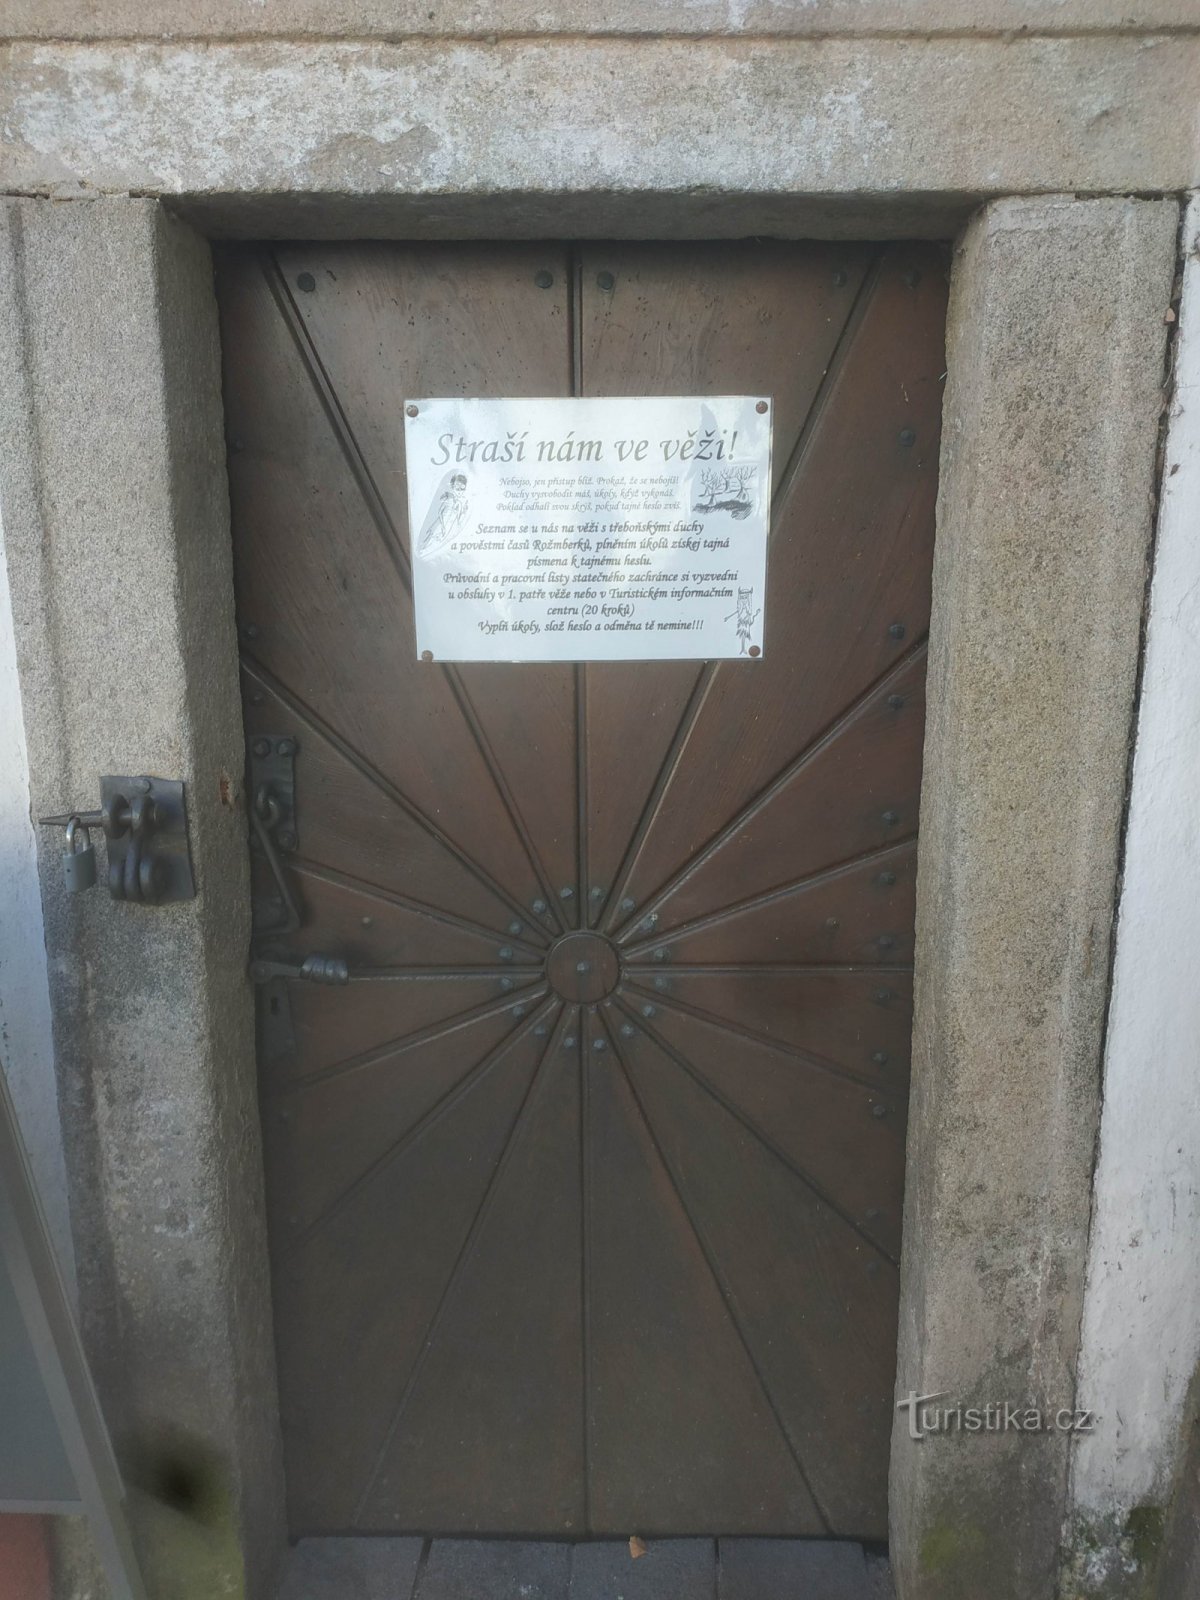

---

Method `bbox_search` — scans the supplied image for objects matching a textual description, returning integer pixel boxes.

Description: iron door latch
[247,734,302,934]
[40,777,196,904]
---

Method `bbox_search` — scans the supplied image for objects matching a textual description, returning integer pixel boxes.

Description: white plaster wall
[0,506,75,1291]
[1072,195,1200,1521]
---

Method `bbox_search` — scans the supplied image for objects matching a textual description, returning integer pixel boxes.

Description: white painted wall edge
[1071,196,1200,1529]
[0,504,76,1296]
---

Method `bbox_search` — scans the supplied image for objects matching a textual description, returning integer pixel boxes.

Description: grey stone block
[279,1538,424,1600]
[0,196,285,1599]
[893,194,1179,1600]
[418,1540,571,1600]
[569,1538,715,1599]
[718,1540,869,1600]
[3,38,1198,228]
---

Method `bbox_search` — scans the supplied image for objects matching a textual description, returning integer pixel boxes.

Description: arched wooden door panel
[215,240,947,1539]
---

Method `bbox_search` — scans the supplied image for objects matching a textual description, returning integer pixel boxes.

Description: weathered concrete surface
[891,195,1178,1600]
[0,38,1197,238]
[1063,195,1200,1600]
[0,196,284,1599]
[3,0,1198,38]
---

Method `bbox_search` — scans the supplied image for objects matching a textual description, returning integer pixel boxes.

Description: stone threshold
[278,1535,894,1599]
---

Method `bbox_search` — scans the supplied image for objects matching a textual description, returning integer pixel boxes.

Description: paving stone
[418,1540,571,1600]
[569,1538,716,1598]
[278,1537,425,1599]
[863,1552,895,1598]
[718,1540,870,1600]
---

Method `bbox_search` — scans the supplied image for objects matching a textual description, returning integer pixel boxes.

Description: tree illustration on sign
[693,464,756,520]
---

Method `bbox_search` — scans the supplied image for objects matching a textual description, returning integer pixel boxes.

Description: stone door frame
[0,25,1189,1596]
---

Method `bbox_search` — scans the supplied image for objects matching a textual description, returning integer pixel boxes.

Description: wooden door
[216,241,947,1540]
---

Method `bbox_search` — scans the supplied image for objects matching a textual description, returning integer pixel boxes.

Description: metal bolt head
[654,976,668,991]
[596,270,615,291]
[243,622,260,640]
[512,1005,526,1019]
[832,267,848,287]
[878,870,897,887]
[296,271,316,293]
[865,1206,881,1221]
[878,934,896,949]
[559,885,574,900]
[590,885,604,899]
[898,427,917,448]
[532,899,548,914]
[500,977,515,992]
[508,920,523,936]
[874,989,892,1005]
[642,1004,657,1019]
[576,961,591,974]
[620,1023,636,1039]
[277,829,297,852]
[499,946,514,961]
[361,915,373,927]
[652,947,668,962]
[825,916,839,930]
[756,400,768,415]
[534,1023,547,1037]
[887,694,905,711]
[882,810,899,826]
[592,1037,607,1052]
[620,897,636,913]
[534,269,554,289]
[406,403,419,418]
[640,913,658,930]
[888,622,906,640]
[252,737,270,758]
[278,737,296,756]
[872,1050,889,1065]
[563,1034,576,1048]
[872,1102,888,1119]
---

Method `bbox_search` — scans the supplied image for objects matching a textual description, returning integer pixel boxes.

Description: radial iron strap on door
[216,240,947,1539]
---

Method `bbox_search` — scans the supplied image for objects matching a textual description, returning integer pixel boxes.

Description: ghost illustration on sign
[726,587,762,654]
[416,471,471,558]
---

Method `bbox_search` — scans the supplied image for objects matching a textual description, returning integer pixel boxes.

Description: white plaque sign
[405,395,771,662]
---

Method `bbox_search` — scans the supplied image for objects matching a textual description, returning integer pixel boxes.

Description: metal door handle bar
[250,954,349,985]
[248,957,544,985]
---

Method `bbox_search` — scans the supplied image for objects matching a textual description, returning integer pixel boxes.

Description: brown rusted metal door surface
[216,241,947,1540]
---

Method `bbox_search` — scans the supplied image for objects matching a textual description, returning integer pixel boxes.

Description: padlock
[62,816,97,894]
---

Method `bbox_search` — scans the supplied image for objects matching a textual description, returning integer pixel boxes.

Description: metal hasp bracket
[40,777,195,905]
